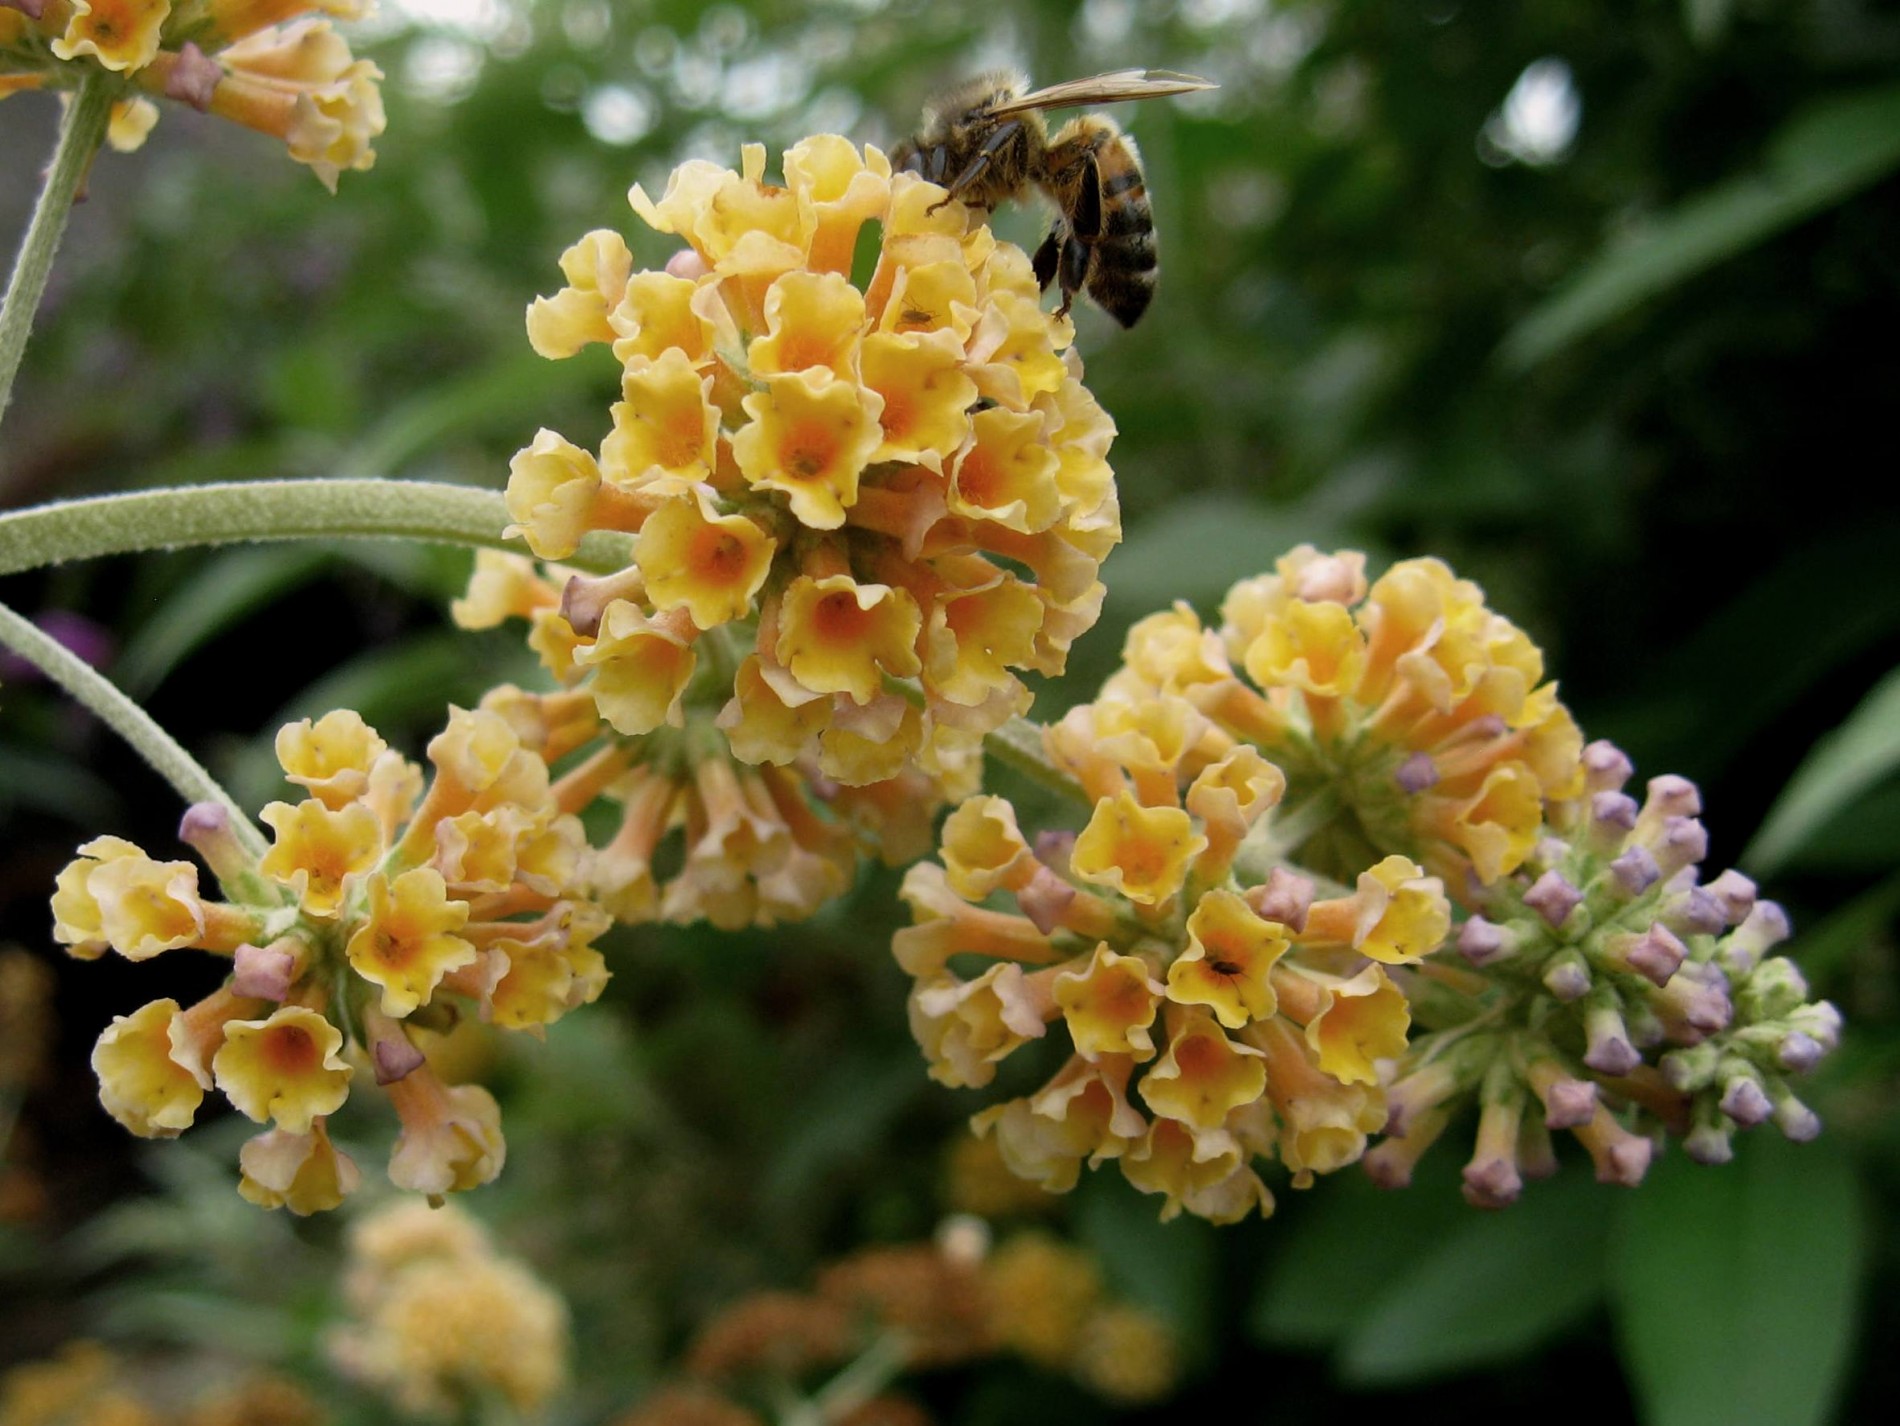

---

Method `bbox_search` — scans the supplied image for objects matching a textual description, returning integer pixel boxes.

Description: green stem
[0,67,115,432]
[0,599,267,858]
[795,1331,913,1426]
[984,714,1091,810]
[0,479,633,576]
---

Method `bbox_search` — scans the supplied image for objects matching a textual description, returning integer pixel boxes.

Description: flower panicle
[57,703,611,1213]
[0,2,382,186]
[480,135,1119,810]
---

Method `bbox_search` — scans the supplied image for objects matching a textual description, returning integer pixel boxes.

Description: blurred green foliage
[3,1,1899,1422]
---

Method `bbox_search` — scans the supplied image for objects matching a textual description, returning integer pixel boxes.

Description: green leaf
[1103,492,1353,621]
[1501,85,1900,367]
[1335,1164,1611,1384]
[1612,1135,1864,1426]
[1745,666,1900,877]
[1249,1154,1468,1350]
[0,744,116,820]
[1076,1171,1219,1349]
[1781,868,1900,983]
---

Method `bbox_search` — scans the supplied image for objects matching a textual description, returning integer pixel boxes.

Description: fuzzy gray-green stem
[0,69,115,432]
[0,479,634,576]
[0,599,267,857]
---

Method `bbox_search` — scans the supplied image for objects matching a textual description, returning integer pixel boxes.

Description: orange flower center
[263,1024,319,1075]
[812,591,872,644]
[692,526,750,584]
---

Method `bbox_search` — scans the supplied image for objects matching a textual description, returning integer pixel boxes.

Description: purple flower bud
[1396,752,1438,793]
[1016,865,1077,936]
[1457,916,1512,968]
[1599,1136,1654,1187]
[1543,955,1591,1002]
[374,1033,427,1086]
[1587,792,1640,855]
[1777,1032,1824,1074]
[1247,867,1313,932]
[1773,1097,1823,1143]
[1584,1000,1641,1075]
[1662,1043,1721,1092]
[1620,925,1687,986]
[1033,829,1077,871]
[1,3,47,25]
[178,800,262,896]
[1524,871,1583,929]
[1740,957,1811,1021]
[1362,1141,1416,1190]
[1582,741,1634,793]
[1610,846,1661,897]
[1789,1000,1843,1054]
[1538,1076,1598,1130]
[1704,869,1757,926]
[1727,901,1792,967]
[1719,1077,1772,1127]
[1684,1121,1735,1165]
[1462,1156,1523,1209]
[1650,817,1709,878]
[1667,963,1734,1037]
[165,43,224,112]
[229,942,296,1001]
[1643,774,1702,821]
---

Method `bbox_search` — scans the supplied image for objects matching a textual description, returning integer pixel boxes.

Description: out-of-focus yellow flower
[1070,1304,1180,1405]
[57,701,610,1212]
[3,5,384,185]
[492,137,1118,797]
[981,1231,1101,1371]
[331,1198,570,1418]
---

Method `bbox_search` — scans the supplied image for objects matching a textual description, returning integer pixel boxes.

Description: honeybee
[890,68,1215,328]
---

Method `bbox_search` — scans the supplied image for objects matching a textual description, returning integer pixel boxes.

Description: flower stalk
[0,64,114,431]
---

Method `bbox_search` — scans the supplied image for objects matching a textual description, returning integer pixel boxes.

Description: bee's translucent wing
[986,69,1216,117]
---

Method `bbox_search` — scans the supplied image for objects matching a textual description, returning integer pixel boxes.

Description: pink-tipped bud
[1033,829,1076,872]
[229,941,296,1001]
[1643,774,1702,821]
[665,248,711,280]
[1247,867,1313,933]
[1668,964,1733,1037]
[1538,1075,1599,1130]
[1621,925,1688,987]
[1719,1076,1773,1127]
[1649,816,1709,878]
[1396,752,1438,793]
[1610,846,1661,898]
[1772,1093,1823,1143]
[165,43,224,112]
[1587,792,1640,855]
[1461,1155,1523,1209]
[374,1032,427,1086]
[1015,865,1077,937]
[1582,1119,1655,1187]
[1458,916,1513,968]
[1662,885,1727,937]
[179,801,263,897]
[1684,1118,1735,1166]
[1739,957,1811,1021]
[3,0,46,18]
[1788,1000,1843,1055]
[1777,1032,1824,1074]
[1582,741,1635,793]
[1727,901,1792,969]
[1524,871,1583,929]
[1584,1001,1641,1076]
[1704,869,1757,926]
[1543,953,1591,1002]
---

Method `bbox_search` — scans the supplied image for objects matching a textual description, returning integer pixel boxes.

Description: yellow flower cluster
[0,1,382,187]
[496,136,1118,792]
[1106,546,1583,888]
[329,1199,570,1418]
[896,685,1454,1224]
[56,706,609,1212]
[459,554,963,929]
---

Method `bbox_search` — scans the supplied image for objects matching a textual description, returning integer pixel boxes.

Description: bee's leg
[1054,232,1091,318]
[927,119,1024,213]
[1032,224,1063,291]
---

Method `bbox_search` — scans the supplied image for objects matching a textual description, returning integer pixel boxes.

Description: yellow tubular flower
[213,1006,353,1132]
[344,869,477,1017]
[237,1121,361,1214]
[92,999,204,1137]
[636,490,776,629]
[259,797,382,916]
[527,229,633,358]
[51,1,172,73]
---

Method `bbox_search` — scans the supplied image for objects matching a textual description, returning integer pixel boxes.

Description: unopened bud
[373,1031,426,1086]
[1684,1102,1736,1165]
[1776,1031,1824,1074]
[165,43,224,112]
[178,801,262,898]
[1524,871,1583,929]
[1739,957,1811,1022]
[1704,869,1757,926]
[1610,846,1661,898]
[1787,1000,1843,1055]
[1770,1087,1822,1142]
[1033,829,1076,872]
[1587,792,1640,854]
[1457,915,1513,968]
[560,567,645,639]
[1641,774,1702,823]
[1543,951,1591,1002]
[1648,817,1709,878]
[1584,999,1641,1076]
[1582,741,1634,794]
[1719,1075,1772,1127]
[1661,1042,1722,1093]
[1618,925,1687,987]
[1537,1075,1599,1130]
[1015,865,1077,936]
[1661,885,1727,938]
[229,941,296,1001]
[1247,867,1313,932]
[1396,752,1438,793]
